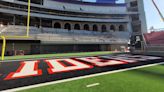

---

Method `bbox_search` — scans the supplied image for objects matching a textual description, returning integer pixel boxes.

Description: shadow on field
[159,64,164,66]
[131,66,164,80]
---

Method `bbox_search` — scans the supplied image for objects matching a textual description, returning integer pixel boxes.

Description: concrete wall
[125,0,147,33]
[110,44,128,51]
[44,0,127,14]
[0,43,128,55]
[0,43,31,55]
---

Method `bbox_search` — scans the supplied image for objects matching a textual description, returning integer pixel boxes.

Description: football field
[21,64,164,92]
[0,52,164,92]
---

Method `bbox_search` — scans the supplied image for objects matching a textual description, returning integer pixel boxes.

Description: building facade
[125,0,147,52]
[0,0,147,55]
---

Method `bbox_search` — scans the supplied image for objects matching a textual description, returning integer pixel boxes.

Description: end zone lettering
[76,57,127,67]
[3,55,162,80]
[4,61,42,80]
[45,59,93,74]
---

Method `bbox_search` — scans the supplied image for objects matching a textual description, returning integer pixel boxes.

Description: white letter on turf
[4,61,42,80]
[45,59,93,74]
[77,57,127,67]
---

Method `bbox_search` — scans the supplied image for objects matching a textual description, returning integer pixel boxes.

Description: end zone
[0,54,163,91]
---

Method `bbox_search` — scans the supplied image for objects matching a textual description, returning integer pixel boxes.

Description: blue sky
[84,0,164,29]
[143,0,164,29]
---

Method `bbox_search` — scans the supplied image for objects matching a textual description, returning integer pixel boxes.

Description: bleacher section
[144,31,164,45]
[0,26,6,34]
[143,31,164,54]
[0,25,130,44]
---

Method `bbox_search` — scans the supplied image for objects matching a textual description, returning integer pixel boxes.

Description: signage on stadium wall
[0,54,163,91]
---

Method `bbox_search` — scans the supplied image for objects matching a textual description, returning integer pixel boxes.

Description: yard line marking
[86,83,100,88]
[1,52,119,62]
[3,62,164,92]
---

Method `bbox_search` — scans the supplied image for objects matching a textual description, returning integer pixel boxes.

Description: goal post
[0,0,31,61]
[5,0,31,38]
[0,36,6,61]
[26,0,31,37]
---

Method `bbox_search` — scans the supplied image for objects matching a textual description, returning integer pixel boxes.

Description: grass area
[4,51,114,60]
[21,64,164,92]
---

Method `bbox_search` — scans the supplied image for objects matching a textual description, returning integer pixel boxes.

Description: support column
[39,18,42,28]
[13,15,16,25]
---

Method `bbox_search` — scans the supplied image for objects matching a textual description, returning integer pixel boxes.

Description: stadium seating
[143,31,164,53]
[144,31,164,45]
[0,25,130,44]
[0,25,41,36]
[0,26,6,34]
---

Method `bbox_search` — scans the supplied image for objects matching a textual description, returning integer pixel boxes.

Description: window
[84,24,90,30]
[64,23,71,30]
[130,1,138,7]
[74,24,80,30]
[110,25,115,31]
[54,22,61,28]
[93,25,98,31]
[119,25,125,31]
[102,25,107,32]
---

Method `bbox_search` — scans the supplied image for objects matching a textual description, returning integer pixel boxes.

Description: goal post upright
[0,36,6,61]
[26,0,31,37]
[0,0,31,61]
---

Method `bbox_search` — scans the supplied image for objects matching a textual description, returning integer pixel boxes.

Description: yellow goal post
[0,0,31,61]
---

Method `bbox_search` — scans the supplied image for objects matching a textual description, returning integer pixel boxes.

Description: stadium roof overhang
[0,8,130,23]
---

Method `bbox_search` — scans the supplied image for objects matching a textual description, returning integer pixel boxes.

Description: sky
[84,0,164,29]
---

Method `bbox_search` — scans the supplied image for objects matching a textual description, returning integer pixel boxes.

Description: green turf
[20,64,164,92]
[3,51,114,60]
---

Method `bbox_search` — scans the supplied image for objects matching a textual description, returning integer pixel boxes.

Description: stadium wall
[0,42,128,56]
[0,0,130,56]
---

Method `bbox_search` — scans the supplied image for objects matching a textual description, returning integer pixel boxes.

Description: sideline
[0,52,118,62]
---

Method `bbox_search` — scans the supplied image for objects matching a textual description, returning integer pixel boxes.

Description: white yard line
[3,62,164,92]
[0,52,120,62]
[86,83,100,88]
[0,55,107,62]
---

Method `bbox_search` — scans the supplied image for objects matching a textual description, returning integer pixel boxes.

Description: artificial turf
[20,64,164,92]
[3,51,114,60]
